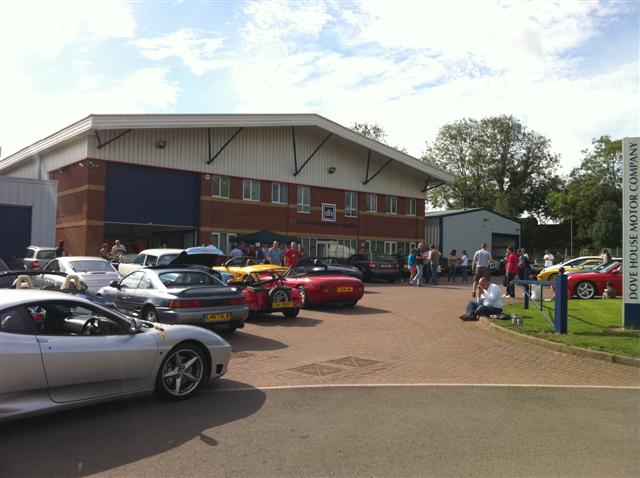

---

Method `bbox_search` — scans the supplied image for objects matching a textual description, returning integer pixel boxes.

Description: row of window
[212,175,417,216]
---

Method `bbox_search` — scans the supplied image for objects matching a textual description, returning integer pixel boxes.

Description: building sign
[321,203,336,222]
[623,137,640,328]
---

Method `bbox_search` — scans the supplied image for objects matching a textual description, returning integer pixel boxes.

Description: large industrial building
[0,114,453,257]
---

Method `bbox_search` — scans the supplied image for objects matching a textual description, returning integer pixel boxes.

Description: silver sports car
[0,289,231,422]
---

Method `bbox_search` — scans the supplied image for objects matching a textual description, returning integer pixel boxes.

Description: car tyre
[296,286,309,307]
[155,343,208,401]
[283,308,299,318]
[575,281,596,300]
[143,305,158,322]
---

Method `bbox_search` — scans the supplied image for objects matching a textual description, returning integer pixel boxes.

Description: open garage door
[104,163,200,251]
[0,205,32,264]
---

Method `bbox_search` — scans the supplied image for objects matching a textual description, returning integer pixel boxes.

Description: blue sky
[1,0,638,171]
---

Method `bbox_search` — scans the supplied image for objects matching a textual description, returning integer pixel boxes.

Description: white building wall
[1,138,88,180]
[0,177,57,246]
[88,127,426,197]
[440,211,520,256]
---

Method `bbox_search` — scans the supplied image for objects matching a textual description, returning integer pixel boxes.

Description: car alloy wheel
[271,288,289,303]
[296,286,308,307]
[158,345,205,399]
[575,281,595,300]
[143,306,157,322]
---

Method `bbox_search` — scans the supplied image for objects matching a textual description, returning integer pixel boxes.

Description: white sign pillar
[623,137,640,328]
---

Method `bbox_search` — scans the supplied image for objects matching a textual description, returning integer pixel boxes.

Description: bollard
[554,268,568,334]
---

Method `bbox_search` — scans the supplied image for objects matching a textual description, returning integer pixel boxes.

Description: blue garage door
[105,163,200,227]
[0,205,32,263]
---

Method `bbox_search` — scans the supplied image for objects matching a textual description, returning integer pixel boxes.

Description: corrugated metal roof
[424,207,519,224]
[0,114,454,185]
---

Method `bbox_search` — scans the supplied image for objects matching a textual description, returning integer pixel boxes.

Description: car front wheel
[575,281,596,300]
[155,343,207,400]
[143,305,158,322]
[296,286,309,308]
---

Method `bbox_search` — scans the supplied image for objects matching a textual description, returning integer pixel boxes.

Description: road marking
[206,382,640,393]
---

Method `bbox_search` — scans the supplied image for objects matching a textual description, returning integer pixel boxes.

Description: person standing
[284,242,302,266]
[543,249,554,268]
[396,248,406,282]
[460,250,469,283]
[447,249,458,282]
[412,243,425,287]
[99,243,109,259]
[472,243,492,297]
[417,242,428,284]
[517,248,530,280]
[407,249,417,285]
[110,240,126,261]
[428,244,440,285]
[229,243,243,258]
[55,240,66,257]
[600,248,612,265]
[504,246,518,298]
[267,241,284,266]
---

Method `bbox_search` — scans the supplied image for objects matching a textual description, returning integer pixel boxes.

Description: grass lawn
[491,298,640,358]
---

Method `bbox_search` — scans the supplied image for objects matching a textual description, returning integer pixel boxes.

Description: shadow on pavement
[0,380,265,478]
[318,305,390,315]
[247,315,323,328]
[225,330,289,352]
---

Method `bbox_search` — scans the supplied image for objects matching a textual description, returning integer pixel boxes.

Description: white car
[0,289,231,422]
[42,257,120,292]
[118,248,183,277]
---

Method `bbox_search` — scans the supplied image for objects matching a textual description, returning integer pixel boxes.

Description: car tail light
[369,262,376,269]
[31,260,39,269]
[229,298,245,305]
[168,300,204,308]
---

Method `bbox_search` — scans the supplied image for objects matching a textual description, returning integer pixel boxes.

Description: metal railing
[511,268,568,334]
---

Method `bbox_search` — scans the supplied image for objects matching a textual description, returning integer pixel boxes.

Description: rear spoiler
[176,286,237,297]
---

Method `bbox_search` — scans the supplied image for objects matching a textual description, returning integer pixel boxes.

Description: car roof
[56,256,112,262]
[139,249,183,255]
[28,246,56,250]
[0,289,92,309]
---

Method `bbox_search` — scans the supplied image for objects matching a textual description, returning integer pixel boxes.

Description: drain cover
[326,357,380,368]
[290,363,343,376]
[231,351,254,359]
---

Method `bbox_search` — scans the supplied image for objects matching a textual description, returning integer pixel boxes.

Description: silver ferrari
[0,289,231,422]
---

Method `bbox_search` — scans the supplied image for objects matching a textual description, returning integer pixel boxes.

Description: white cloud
[132,28,228,76]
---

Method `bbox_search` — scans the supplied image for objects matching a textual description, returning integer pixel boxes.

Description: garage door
[105,163,200,227]
[0,204,32,263]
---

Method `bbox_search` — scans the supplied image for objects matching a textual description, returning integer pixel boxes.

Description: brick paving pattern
[221,282,640,388]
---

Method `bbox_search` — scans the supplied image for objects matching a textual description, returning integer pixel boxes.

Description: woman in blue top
[407,249,417,285]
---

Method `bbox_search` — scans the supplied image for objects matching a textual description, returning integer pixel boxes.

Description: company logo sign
[321,203,336,222]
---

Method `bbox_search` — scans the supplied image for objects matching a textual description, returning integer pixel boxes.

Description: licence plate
[272,301,293,309]
[206,312,231,321]
[381,264,391,269]
[337,287,353,292]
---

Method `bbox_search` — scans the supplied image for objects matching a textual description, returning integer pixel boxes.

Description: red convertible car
[281,265,365,307]
[566,261,622,299]
[237,271,302,318]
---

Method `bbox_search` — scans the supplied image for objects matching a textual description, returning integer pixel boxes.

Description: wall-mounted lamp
[156,140,167,149]
[78,162,85,168]
[328,166,336,174]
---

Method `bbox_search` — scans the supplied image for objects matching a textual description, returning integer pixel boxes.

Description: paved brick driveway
[221,282,640,388]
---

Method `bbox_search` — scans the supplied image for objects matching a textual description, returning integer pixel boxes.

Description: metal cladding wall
[442,210,520,256]
[104,162,200,227]
[0,177,57,254]
[90,127,428,198]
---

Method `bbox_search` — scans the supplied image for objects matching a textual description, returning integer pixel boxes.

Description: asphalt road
[1,384,638,477]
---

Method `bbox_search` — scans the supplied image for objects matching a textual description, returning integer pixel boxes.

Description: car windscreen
[602,262,621,273]
[372,254,396,263]
[157,253,180,266]
[0,259,8,272]
[69,260,117,273]
[158,271,223,288]
[36,250,56,259]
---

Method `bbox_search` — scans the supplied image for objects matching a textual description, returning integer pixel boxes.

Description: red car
[238,271,302,318]
[281,266,365,308]
[566,262,622,299]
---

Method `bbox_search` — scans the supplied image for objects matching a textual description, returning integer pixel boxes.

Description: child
[602,281,617,299]
[407,249,417,286]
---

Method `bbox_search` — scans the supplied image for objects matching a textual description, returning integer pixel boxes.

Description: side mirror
[109,280,120,288]
[130,318,143,333]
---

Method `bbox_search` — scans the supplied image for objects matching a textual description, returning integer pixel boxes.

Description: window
[272,183,288,204]
[297,186,310,213]
[133,254,146,265]
[366,194,378,212]
[406,198,417,216]
[158,271,222,288]
[37,250,56,259]
[385,196,397,214]
[345,192,358,217]
[121,271,144,289]
[212,175,230,198]
[143,255,158,266]
[0,307,36,334]
[210,232,236,253]
[44,260,60,272]
[27,302,128,336]
[157,254,179,266]
[138,273,154,289]
[243,179,260,201]
[69,260,116,273]
[384,241,398,255]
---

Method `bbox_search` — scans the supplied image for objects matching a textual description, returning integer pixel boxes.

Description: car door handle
[37,337,48,343]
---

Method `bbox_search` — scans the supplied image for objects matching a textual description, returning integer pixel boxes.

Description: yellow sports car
[536,256,603,281]
[212,256,288,282]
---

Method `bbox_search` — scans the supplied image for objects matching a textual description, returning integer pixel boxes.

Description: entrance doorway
[104,223,196,254]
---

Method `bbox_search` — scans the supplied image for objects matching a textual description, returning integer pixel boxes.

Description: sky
[0,0,638,172]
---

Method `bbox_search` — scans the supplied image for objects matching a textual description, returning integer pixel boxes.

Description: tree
[547,136,622,250]
[422,115,562,218]
[351,121,407,153]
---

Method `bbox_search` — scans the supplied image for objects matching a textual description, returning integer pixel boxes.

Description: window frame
[345,191,358,217]
[271,182,288,204]
[297,186,311,214]
[211,175,230,198]
[366,194,378,213]
[385,196,398,214]
[243,179,261,202]
[406,198,417,216]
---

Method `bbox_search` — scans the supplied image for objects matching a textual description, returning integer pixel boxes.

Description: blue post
[523,268,530,309]
[554,268,568,334]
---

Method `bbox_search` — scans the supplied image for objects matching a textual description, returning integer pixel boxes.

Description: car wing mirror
[109,280,120,289]
[130,318,143,333]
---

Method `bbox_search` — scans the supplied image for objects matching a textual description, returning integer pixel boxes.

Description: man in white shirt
[229,243,243,258]
[543,249,554,268]
[472,243,493,298]
[460,277,504,321]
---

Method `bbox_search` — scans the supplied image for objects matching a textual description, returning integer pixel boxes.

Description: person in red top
[504,246,519,298]
[284,241,302,266]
